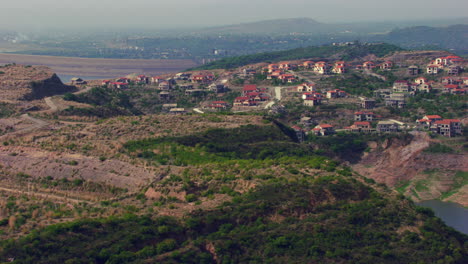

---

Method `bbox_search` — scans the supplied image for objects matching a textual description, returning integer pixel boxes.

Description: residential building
[407,66,419,76]
[296,82,316,92]
[377,120,399,133]
[427,65,439,75]
[360,98,376,109]
[430,119,462,137]
[354,111,375,121]
[312,124,335,136]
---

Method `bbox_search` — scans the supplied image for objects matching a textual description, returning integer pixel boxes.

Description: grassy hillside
[190,43,404,70]
[1,179,467,264]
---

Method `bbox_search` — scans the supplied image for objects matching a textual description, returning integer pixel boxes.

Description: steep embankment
[0,64,76,101]
[353,132,468,206]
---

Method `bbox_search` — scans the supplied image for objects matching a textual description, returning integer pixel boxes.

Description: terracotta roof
[435,119,460,125]
[318,124,333,128]
[425,115,442,119]
[354,121,370,126]
[243,84,258,91]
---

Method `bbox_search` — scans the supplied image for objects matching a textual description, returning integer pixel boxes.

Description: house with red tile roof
[208,101,229,110]
[314,61,329,75]
[426,65,439,75]
[441,76,460,85]
[380,61,393,70]
[332,65,346,74]
[303,97,322,107]
[302,61,315,69]
[312,124,335,136]
[363,61,375,70]
[430,119,462,137]
[444,84,459,93]
[242,84,259,95]
[346,121,372,132]
[278,74,296,83]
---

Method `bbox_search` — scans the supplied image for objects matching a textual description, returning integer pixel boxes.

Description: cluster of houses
[426,55,464,75]
[294,111,463,139]
[99,72,228,97]
[233,84,270,107]
[298,80,348,107]
[416,115,463,137]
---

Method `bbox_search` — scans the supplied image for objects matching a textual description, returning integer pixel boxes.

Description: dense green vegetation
[191,43,404,70]
[123,123,316,165]
[423,143,455,154]
[1,178,467,264]
[405,93,467,119]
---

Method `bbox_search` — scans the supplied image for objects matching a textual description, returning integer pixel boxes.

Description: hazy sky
[1,0,467,30]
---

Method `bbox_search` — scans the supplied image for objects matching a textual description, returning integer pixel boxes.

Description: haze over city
[1,0,467,30]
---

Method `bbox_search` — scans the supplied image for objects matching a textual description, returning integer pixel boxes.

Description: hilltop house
[302,61,315,69]
[326,89,347,99]
[303,97,322,106]
[116,77,131,83]
[296,82,316,92]
[380,61,393,70]
[151,76,165,84]
[70,77,86,85]
[393,80,411,93]
[136,75,149,84]
[430,119,462,137]
[314,62,329,75]
[416,115,442,128]
[354,111,376,121]
[242,68,257,77]
[407,66,419,76]
[415,77,427,84]
[209,83,227,93]
[426,65,439,75]
[385,93,406,108]
[360,98,376,109]
[377,120,400,133]
[278,74,297,83]
[208,101,229,110]
[242,84,259,95]
[447,66,460,75]
[346,121,372,133]
[312,124,335,136]
[362,61,375,70]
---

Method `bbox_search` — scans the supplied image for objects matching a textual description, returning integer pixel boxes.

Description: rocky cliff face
[353,132,468,206]
[0,64,76,101]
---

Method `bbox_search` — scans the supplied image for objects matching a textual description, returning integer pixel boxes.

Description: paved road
[193,108,205,114]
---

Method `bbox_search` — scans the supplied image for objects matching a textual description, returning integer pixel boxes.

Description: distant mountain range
[188,17,468,36]
[373,24,468,53]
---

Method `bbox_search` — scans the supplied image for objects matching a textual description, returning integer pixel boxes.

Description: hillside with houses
[0,43,467,263]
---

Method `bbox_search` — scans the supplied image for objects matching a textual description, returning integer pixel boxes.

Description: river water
[417,200,468,235]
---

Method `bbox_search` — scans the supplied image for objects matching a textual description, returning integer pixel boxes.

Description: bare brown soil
[0,53,198,78]
[353,132,468,206]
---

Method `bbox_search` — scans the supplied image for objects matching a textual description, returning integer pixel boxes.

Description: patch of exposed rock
[353,132,467,206]
[0,64,76,101]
